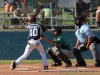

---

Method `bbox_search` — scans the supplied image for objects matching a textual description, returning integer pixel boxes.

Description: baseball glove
[40,34,44,40]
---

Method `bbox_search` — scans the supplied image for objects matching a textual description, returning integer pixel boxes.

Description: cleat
[44,66,48,70]
[10,61,16,71]
[75,63,86,67]
[66,61,72,67]
[51,63,62,66]
[94,63,100,67]
[75,61,86,67]
[51,60,62,66]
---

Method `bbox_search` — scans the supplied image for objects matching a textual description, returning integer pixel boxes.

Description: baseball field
[0,59,100,75]
[0,5,100,75]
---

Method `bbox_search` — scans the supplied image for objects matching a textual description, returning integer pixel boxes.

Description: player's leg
[15,44,34,65]
[61,50,72,58]
[36,42,48,70]
[56,49,72,67]
[10,43,34,70]
[89,43,100,67]
[73,44,88,67]
[61,49,72,67]
[46,47,62,66]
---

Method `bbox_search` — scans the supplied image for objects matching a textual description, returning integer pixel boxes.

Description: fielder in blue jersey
[10,15,48,70]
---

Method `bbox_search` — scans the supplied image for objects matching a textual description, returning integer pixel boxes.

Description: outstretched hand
[40,34,44,40]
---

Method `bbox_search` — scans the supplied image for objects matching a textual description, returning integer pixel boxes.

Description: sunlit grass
[0,59,95,64]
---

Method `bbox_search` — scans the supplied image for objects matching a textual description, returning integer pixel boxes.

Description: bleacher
[0,0,99,31]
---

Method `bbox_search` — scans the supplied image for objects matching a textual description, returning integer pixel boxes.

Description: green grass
[0,59,95,64]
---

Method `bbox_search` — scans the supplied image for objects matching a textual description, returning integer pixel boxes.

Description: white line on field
[15,68,29,70]
[18,71,39,72]
[19,66,40,68]
[56,67,86,70]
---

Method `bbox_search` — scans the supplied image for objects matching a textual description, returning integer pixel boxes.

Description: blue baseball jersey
[27,23,46,40]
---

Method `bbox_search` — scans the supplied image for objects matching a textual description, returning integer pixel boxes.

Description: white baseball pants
[15,39,48,66]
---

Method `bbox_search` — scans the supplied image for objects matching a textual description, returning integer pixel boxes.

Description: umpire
[73,15,100,67]
[42,27,72,67]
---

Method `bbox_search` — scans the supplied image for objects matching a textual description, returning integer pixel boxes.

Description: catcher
[40,27,72,67]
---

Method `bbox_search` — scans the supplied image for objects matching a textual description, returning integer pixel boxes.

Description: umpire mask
[75,15,85,27]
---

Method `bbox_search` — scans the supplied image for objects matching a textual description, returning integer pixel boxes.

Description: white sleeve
[96,10,100,13]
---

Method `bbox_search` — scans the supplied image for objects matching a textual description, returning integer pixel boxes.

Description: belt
[92,37,100,44]
[28,38,38,40]
[83,43,87,45]
[83,37,100,45]
[32,38,38,40]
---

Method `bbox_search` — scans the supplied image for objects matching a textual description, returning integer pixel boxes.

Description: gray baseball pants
[73,43,100,63]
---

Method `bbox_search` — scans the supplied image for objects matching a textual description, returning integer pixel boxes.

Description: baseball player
[10,15,48,70]
[41,27,72,67]
[96,4,100,27]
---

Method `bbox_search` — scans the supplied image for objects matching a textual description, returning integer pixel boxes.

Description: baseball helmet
[28,15,36,22]
[53,27,62,35]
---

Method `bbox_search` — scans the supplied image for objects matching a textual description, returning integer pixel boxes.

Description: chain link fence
[0,0,100,30]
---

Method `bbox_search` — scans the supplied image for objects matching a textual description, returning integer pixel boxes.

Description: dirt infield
[0,63,100,75]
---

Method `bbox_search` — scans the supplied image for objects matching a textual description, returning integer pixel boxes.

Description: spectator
[14,0,43,24]
[76,0,90,22]
[36,0,51,25]
[90,0,100,25]
[4,0,18,16]
[33,0,61,25]
[15,0,36,17]
[51,0,61,25]
[15,0,35,24]
[41,0,61,16]
[90,0,100,12]
[96,4,100,27]
[51,0,61,16]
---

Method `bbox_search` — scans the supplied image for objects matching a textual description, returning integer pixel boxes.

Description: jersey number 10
[29,29,38,36]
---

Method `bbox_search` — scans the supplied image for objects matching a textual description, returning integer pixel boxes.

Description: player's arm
[43,36,62,44]
[86,37,93,49]
[74,39,80,49]
[43,38,56,44]
[40,25,48,32]
[85,28,94,49]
